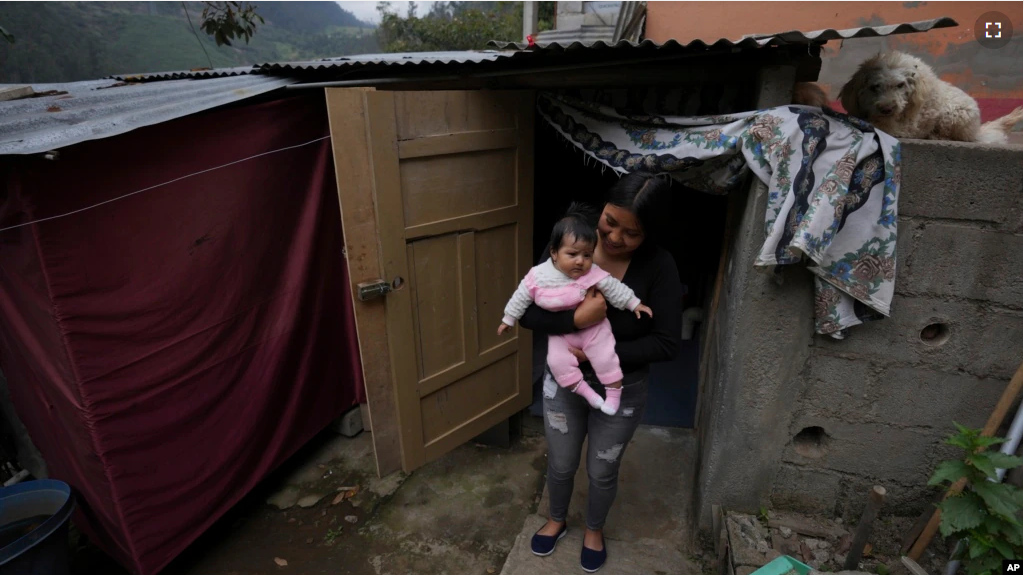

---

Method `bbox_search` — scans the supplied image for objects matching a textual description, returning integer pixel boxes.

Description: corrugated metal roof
[0,74,297,156]
[109,66,257,81]
[256,50,529,72]
[490,17,958,50]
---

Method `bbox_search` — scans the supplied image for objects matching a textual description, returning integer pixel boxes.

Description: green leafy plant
[758,505,771,525]
[200,1,264,46]
[928,423,1023,575]
[323,526,342,545]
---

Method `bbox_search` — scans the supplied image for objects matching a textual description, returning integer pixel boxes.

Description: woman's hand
[573,288,607,329]
[568,347,588,363]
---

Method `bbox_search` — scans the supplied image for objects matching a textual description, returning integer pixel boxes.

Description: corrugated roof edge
[255,50,526,72]
[109,66,258,81]
[489,17,958,50]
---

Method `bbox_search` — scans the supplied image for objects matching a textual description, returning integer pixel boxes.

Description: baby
[497,204,652,415]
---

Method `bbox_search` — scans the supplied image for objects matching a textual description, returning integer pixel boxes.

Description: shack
[0,16,1020,574]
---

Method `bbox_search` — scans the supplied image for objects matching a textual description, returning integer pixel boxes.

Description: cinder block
[902,223,1022,307]
[871,367,1006,429]
[815,295,1022,377]
[784,417,939,480]
[900,140,1023,229]
[800,354,875,419]
[331,405,363,437]
[770,464,842,514]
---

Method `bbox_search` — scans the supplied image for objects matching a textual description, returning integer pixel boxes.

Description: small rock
[834,553,847,565]
[332,492,347,506]
[736,567,757,575]
[297,493,327,508]
[345,515,359,524]
[267,486,301,510]
[306,538,314,544]
[274,557,288,567]
[756,540,770,553]
[287,518,296,524]
[321,510,327,517]
[813,549,831,564]
[838,533,853,554]
[779,526,793,538]
[487,568,497,574]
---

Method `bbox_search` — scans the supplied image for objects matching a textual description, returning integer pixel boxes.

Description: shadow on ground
[72,422,549,575]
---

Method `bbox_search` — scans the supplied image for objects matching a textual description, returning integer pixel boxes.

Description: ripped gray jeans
[542,367,648,530]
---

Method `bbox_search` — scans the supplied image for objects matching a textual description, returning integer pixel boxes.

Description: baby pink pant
[547,319,623,387]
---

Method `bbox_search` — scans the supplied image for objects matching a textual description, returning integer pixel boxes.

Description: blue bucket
[0,479,75,575]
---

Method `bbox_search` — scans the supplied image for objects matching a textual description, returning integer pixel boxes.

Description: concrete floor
[500,425,703,575]
[72,417,704,575]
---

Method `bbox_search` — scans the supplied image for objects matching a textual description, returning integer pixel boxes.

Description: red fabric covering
[0,93,364,574]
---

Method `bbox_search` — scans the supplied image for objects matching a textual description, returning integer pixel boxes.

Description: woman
[520,172,683,572]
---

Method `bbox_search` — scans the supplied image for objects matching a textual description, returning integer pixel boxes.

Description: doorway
[526,110,729,428]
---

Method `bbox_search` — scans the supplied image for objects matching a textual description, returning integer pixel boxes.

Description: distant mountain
[0,2,380,83]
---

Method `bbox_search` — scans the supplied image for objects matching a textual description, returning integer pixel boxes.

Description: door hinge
[357,280,392,302]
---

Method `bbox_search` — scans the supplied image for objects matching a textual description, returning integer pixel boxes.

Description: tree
[376,1,554,53]
[199,1,264,46]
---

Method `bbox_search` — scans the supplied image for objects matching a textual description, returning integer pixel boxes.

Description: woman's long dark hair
[605,172,672,243]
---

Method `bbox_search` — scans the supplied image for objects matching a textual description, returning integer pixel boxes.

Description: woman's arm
[520,289,608,335]
[615,253,683,365]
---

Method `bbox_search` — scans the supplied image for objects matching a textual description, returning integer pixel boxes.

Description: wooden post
[844,486,887,570]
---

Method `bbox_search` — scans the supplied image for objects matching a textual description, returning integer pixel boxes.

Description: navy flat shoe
[531,522,568,557]
[580,534,607,572]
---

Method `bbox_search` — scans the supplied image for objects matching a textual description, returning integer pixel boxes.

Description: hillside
[0,2,380,83]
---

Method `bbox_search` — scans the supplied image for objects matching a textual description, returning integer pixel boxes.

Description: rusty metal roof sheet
[489,17,958,50]
[0,74,297,156]
[256,50,528,72]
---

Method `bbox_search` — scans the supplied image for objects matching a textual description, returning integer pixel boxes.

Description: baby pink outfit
[502,259,641,415]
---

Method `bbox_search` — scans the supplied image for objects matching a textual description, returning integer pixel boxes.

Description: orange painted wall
[646,1,1022,120]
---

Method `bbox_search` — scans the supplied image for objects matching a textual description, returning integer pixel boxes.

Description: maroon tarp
[0,93,365,574]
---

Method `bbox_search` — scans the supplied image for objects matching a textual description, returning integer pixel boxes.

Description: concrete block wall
[771,140,1023,519]
[697,139,1023,530]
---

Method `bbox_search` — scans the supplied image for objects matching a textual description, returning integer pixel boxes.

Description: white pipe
[681,307,704,340]
[3,469,29,487]
[944,402,1023,575]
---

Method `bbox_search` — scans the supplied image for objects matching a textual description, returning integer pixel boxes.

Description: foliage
[200,1,264,46]
[0,2,378,83]
[928,423,1023,575]
[376,1,554,52]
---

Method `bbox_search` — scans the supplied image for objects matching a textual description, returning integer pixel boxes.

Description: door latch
[357,280,392,302]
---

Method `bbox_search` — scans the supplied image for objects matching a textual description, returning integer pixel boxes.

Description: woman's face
[597,203,644,258]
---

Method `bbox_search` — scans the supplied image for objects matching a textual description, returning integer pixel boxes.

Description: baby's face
[551,236,594,280]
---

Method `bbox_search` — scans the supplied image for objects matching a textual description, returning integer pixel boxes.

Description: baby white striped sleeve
[502,278,534,325]
[596,276,641,311]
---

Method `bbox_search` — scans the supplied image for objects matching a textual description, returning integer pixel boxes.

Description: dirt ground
[71,421,549,575]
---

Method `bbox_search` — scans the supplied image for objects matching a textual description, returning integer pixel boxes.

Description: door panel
[326,88,534,473]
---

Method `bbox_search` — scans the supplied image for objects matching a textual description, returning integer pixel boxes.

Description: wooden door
[326,89,534,475]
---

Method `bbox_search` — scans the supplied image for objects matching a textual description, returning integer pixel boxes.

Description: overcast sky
[338,1,439,24]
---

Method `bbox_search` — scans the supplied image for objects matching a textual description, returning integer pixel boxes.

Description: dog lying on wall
[839,51,1022,143]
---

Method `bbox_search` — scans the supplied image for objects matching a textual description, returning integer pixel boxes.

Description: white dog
[839,51,1022,143]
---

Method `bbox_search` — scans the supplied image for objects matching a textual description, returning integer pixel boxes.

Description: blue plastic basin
[0,479,75,575]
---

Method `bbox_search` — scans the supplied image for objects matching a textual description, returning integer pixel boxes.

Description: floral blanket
[537,93,901,337]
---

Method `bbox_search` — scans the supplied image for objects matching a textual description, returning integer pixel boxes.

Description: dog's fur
[792,82,831,109]
[839,51,1022,143]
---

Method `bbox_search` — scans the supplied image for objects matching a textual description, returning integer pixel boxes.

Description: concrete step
[501,514,698,575]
